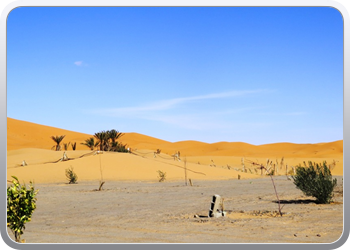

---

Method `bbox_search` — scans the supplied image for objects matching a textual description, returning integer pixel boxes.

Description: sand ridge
[7,117,343,183]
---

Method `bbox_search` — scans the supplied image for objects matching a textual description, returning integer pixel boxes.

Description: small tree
[65,167,78,184]
[88,130,127,152]
[7,176,38,242]
[94,131,109,151]
[81,137,98,150]
[51,135,65,151]
[107,129,124,144]
[292,161,337,204]
[110,141,129,152]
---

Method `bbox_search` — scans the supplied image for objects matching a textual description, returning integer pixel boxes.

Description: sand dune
[7,117,343,183]
[7,118,92,151]
[6,119,343,245]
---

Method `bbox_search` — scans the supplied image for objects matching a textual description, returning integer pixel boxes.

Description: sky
[6,7,343,145]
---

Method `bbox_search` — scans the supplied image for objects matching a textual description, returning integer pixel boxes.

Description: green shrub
[110,142,129,153]
[65,167,78,184]
[292,161,337,204]
[81,137,98,150]
[7,176,38,242]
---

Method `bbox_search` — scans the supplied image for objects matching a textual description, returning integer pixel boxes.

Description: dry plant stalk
[329,159,337,171]
[98,181,105,191]
[266,159,270,174]
[280,157,284,170]
[184,157,188,186]
[221,198,225,212]
[241,158,245,172]
[98,154,105,191]
[275,163,278,175]
[247,159,284,216]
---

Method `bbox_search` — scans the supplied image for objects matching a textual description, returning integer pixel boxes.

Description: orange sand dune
[7,148,260,183]
[7,118,92,151]
[7,117,343,183]
[7,117,343,158]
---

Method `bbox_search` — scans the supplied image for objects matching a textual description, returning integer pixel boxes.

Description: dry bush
[157,170,166,182]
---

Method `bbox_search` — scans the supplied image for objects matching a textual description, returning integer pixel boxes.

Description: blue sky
[7,7,343,144]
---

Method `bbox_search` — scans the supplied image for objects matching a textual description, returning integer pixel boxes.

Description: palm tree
[63,142,70,151]
[107,129,124,144]
[107,129,124,151]
[94,131,109,151]
[51,135,66,151]
[81,137,98,150]
[91,130,126,152]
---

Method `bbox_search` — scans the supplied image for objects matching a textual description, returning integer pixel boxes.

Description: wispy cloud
[74,61,90,67]
[74,61,83,66]
[145,113,231,130]
[87,89,272,131]
[94,89,268,116]
[257,111,307,116]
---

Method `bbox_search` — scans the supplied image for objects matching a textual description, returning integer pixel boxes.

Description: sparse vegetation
[287,168,295,176]
[81,129,129,153]
[157,170,166,182]
[248,159,284,216]
[111,141,129,153]
[94,130,125,152]
[51,135,65,151]
[63,142,70,151]
[7,176,38,242]
[65,166,78,184]
[71,142,77,151]
[83,130,128,152]
[292,161,337,204]
[94,131,109,151]
[81,137,99,150]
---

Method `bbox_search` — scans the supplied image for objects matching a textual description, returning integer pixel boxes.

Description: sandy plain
[6,117,344,243]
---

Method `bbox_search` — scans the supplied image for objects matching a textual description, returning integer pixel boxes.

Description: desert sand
[6,117,344,244]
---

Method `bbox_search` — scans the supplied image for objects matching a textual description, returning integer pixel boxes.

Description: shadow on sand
[273,199,316,204]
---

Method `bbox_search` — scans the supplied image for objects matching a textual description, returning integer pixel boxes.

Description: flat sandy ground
[7,177,343,243]
[6,117,344,244]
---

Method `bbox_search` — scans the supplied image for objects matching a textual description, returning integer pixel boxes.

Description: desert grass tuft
[157,170,166,182]
[65,166,78,184]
